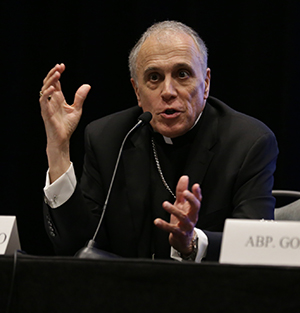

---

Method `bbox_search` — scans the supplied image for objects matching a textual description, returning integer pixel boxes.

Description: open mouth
[160,109,181,119]
[164,109,177,115]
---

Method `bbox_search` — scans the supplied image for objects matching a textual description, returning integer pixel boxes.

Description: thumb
[73,84,91,109]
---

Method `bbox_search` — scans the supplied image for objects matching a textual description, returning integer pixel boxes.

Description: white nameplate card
[0,216,21,255]
[220,219,300,267]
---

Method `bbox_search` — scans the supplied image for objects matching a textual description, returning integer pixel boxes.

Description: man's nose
[161,77,177,101]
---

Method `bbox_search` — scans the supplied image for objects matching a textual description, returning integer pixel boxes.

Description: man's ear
[204,68,211,100]
[130,78,142,107]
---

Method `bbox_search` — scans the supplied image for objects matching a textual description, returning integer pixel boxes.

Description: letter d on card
[0,216,21,254]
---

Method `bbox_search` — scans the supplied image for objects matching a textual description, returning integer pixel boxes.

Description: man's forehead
[137,32,200,65]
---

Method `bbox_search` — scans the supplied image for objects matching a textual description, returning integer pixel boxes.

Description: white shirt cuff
[170,228,208,263]
[43,163,77,208]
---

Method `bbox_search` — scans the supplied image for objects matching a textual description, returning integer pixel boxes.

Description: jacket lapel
[184,102,218,188]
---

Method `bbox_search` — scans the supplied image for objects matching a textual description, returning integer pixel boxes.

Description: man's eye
[178,70,189,79]
[149,73,159,82]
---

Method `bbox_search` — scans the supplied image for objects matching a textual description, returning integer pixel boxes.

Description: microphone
[75,111,152,259]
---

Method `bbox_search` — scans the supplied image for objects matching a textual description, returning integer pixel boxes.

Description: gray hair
[128,20,208,83]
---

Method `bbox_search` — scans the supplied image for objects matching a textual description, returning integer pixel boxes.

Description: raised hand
[40,63,91,182]
[154,175,202,255]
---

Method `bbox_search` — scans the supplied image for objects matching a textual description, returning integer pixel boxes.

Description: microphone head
[138,111,152,125]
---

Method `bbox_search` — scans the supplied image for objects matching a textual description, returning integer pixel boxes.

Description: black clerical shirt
[149,120,202,259]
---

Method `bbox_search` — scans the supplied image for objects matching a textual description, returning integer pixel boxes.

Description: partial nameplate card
[0,216,21,255]
[220,219,300,267]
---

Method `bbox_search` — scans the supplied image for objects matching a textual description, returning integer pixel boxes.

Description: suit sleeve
[43,125,106,255]
[203,131,278,261]
[232,131,278,219]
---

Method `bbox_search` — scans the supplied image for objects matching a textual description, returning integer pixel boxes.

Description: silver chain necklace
[151,137,176,200]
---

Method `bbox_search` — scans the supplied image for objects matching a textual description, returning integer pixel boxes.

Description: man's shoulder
[206,96,274,136]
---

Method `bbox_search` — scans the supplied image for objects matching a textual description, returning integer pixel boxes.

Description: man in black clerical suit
[40,21,278,261]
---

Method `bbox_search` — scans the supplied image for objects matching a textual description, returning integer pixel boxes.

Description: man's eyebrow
[144,66,160,75]
[174,62,192,68]
[173,62,194,72]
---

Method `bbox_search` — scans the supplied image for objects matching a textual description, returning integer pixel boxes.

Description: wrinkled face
[131,31,211,138]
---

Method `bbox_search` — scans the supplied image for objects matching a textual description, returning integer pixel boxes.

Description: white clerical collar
[163,112,203,145]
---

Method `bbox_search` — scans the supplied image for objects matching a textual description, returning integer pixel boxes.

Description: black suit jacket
[44,97,278,260]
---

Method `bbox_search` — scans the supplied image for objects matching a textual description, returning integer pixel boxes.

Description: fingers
[42,63,65,89]
[162,200,197,231]
[156,178,202,233]
[175,177,202,213]
[188,183,202,207]
[175,175,189,202]
[40,64,65,106]
[176,176,202,202]
[154,218,182,235]
[73,84,91,110]
[163,201,191,222]
[192,182,201,196]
